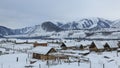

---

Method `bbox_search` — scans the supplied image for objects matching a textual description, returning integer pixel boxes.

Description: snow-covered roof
[64,42,75,47]
[35,40,47,44]
[76,41,92,47]
[81,41,92,45]
[48,43,60,48]
[106,41,118,48]
[14,44,33,49]
[32,46,53,55]
[60,50,89,54]
[93,41,105,49]
[15,39,27,43]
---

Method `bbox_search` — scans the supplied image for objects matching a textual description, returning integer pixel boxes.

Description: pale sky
[0,0,120,29]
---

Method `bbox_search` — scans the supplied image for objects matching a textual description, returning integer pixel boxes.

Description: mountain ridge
[0,17,119,37]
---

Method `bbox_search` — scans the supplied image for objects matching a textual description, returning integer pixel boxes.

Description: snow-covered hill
[111,20,120,28]
[0,26,14,36]
[1,17,120,38]
[0,21,63,37]
[13,21,63,36]
[60,18,112,30]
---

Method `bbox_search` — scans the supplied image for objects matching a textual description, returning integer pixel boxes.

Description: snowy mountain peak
[13,21,63,36]
[60,17,112,30]
[78,18,111,29]
[0,17,116,37]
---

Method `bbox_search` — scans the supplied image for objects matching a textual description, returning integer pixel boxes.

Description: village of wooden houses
[0,39,120,68]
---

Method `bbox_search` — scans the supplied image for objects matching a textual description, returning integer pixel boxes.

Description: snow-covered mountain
[13,21,63,36]
[0,17,119,37]
[55,22,64,28]
[111,20,120,28]
[41,21,63,32]
[0,26,14,36]
[13,26,34,35]
[60,18,112,30]
[0,21,63,37]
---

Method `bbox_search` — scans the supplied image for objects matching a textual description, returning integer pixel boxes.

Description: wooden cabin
[104,43,111,51]
[32,46,56,60]
[76,42,84,50]
[33,41,48,47]
[79,44,84,50]
[60,43,67,49]
[105,41,118,51]
[76,41,92,50]
[89,41,105,52]
[61,42,76,50]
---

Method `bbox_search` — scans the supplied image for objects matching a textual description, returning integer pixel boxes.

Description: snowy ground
[0,53,28,68]
[47,51,120,68]
[0,41,120,68]
[0,51,120,68]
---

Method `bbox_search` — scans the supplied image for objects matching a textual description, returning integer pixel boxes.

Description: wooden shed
[61,42,76,50]
[60,43,67,49]
[89,41,105,52]
[79,44,84,50]
[76,41,92,50]
[32,46,56,60]
[104,42,111,51]
[104,41,118,51]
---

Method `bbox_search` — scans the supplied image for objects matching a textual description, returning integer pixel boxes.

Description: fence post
[103,63,105,68]
[78,60,80,66]
[39,64,41,68]
[90,60,91,68]
[117,51,119,57]
[16,57,18,62]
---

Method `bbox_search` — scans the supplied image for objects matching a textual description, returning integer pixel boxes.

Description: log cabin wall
[33,43,47,47]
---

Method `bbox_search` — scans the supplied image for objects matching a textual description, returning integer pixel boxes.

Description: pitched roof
[106,41,118,48]
[64,42,75,47]
[76,41,92,47]
[32,46,53,55]
[93,41,105,49]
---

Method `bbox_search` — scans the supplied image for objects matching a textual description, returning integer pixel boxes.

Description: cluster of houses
[60,41,120,51]
[0,39,120,62]
[31,40,120,61]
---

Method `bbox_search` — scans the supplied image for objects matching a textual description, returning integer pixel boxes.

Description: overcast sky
[0,0,120,29]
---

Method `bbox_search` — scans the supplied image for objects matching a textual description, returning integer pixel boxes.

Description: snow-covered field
[0,39,120,68]
[0,53,28,68]
[0,51,120,68]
